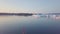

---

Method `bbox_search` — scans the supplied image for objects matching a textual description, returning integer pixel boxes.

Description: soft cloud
[0,0,60,13]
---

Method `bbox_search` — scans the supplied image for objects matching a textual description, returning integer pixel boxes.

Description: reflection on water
[55,16,60,19]
[0,15,60,34]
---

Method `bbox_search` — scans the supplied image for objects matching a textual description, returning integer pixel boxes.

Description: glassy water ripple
[0,15,60,34]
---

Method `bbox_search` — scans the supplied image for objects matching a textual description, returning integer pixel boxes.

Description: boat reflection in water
[32,14,60,20]
[55,16,60,19]
[32,15,40,18]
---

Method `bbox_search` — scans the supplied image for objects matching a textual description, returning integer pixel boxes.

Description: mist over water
[0,15,60,34]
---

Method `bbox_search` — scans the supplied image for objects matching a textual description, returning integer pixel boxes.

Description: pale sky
[0,0,60,13]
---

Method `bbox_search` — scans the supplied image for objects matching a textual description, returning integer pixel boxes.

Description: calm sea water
[0,15,60,34]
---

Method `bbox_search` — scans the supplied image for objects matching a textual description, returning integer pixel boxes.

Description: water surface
[0,15,60,34]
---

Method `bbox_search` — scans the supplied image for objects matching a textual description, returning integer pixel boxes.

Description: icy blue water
[0,15,60,34]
